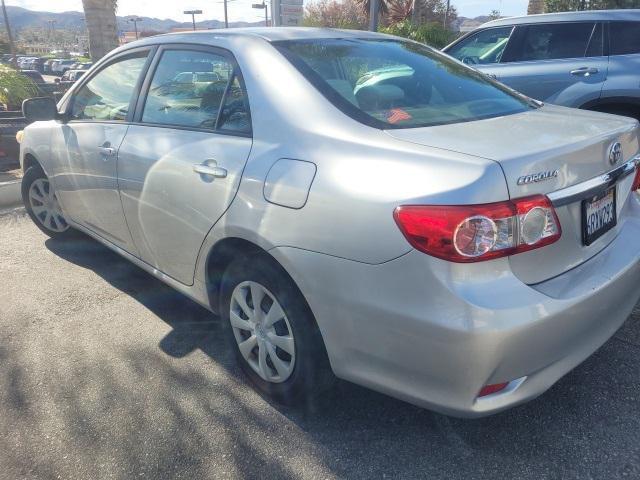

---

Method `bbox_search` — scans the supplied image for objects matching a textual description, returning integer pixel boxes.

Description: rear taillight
[632,164,640,191]
[394,195,561,262]
[478,382,509,397]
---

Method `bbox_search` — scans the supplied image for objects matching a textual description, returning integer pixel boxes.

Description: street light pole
[184,10,203,31]
[128,16,143,40]
[252,2,268,27]
[1,0,17,69]
[443,0,450,28]
[224,0,229,28]
[368,0,379,31]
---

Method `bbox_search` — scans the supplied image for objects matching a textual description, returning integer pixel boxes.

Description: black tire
[220,253,334,405]
[22,164,73,239]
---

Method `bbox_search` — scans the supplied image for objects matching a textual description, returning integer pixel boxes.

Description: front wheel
[220,254,334,405]
[22,165,72,238]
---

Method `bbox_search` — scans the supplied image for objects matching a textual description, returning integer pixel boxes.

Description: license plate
[582,187,617,246]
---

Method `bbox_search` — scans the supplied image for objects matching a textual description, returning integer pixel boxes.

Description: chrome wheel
[230,281,296,383]
[28,178,68,233]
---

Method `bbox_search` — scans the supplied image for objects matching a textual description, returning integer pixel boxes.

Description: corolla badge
[517,170,559,186]
[609,142,623,165]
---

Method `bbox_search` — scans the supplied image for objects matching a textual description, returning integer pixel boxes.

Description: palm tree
[527,0,545,14]
[82,0,119,61]
[357,0,390,18]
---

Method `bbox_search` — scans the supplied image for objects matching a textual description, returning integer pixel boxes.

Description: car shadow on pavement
[45,231,226,359]
[41,231,640,479]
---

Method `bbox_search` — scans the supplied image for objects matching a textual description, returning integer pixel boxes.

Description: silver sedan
[18,27,640,417]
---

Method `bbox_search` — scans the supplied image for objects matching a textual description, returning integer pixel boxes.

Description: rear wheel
[220,254,334,404]
[22,165,72,238]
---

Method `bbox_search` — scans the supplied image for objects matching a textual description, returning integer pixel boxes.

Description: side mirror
[22,96,58,123]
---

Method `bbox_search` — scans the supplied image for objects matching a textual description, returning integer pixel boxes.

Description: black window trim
[132,43,252,139]
[501,21,600,64]
[64,45,157,125]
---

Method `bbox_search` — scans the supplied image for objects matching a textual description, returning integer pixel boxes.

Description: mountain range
[0,5,493,34]
[0,5,263,33]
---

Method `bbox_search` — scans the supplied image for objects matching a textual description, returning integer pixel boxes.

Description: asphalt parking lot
[1,207,639,480]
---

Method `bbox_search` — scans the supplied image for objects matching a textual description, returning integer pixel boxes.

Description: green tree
[380,20,456,48]
[528,0,546,13]
[304,0,368,29]
[488,9,501,20]
[546,0,640,11]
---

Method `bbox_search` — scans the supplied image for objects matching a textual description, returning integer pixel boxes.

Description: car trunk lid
[386,105,640,284]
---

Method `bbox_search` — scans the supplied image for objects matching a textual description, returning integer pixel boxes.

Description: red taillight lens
[394,195,561,262]
[632,166,640,191]
[478,382,509,397]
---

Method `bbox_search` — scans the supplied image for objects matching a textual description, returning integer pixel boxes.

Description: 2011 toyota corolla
[18,28,640,417]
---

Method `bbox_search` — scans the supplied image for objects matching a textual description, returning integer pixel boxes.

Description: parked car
[444,9,640,119]
[19,70,46,84]
[43,59,59,74]
[69,61,92,71]
[18,28,640,417]
[54,69,86,92]
[51,59,75,75]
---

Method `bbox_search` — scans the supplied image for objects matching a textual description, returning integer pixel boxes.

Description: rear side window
[610,21,640,55]
[505,22,595,62]
[218,74,251,133]
[141,49,250,134]
[70,52,148,121]
[446,27,513,65]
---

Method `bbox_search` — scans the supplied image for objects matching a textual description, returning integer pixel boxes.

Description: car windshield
[274,38,533,129]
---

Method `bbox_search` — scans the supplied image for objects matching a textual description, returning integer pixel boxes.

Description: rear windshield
[274,38,533,129]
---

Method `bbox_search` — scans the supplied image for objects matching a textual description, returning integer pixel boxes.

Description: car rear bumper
[270,197,640,418]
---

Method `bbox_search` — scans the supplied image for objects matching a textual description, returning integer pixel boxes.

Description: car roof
[482,9,640,28]
[131,26,389,45]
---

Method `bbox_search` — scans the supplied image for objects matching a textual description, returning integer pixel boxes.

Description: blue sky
[7,0,529,24]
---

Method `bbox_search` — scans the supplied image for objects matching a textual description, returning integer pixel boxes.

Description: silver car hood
[385,104,640,198]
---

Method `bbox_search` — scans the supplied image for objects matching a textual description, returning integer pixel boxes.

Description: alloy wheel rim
[28,178,68,233]
[230,281,295,383]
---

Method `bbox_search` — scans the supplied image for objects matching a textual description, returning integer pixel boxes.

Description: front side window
[276,38,532,129]
[505,22,595,62]
[70,52,148,121]
[446,27,513,65]
[610,21,640,56]
[141,49,249,133]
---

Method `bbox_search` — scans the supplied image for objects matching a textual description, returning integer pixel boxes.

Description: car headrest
[355,84,405,110]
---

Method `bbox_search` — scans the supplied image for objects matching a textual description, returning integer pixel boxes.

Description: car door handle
[570,67,599,76]
[98,146,116,156]
[193,161,227,179]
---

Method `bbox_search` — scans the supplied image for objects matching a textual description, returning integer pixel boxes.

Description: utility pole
[1,0,17,69]
[128,16,143,40]
[252,2,268,26]
[224,0,229,28]
[443,0,450,28]
[368,0,379,31]
[184,10,203,31]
